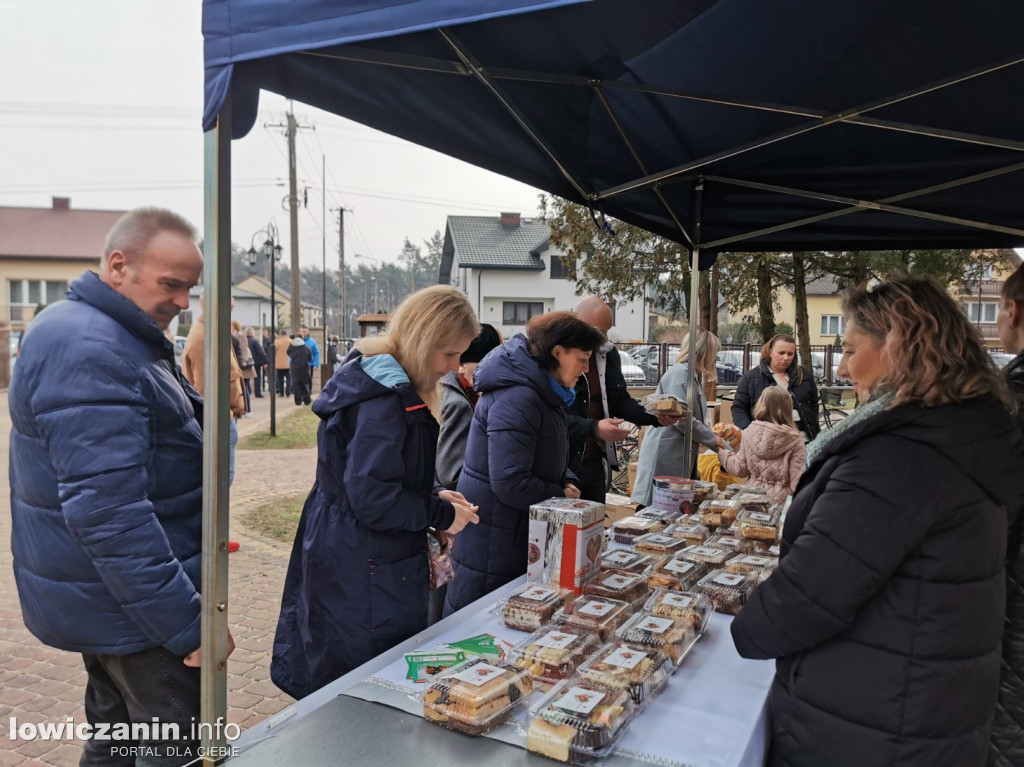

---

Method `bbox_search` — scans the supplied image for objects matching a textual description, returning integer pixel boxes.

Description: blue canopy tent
[199,0,1024,753]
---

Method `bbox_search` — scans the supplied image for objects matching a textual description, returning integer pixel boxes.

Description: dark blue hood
[313,349,408,419]
[472,333,562,408]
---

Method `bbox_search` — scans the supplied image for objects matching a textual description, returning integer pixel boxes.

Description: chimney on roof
[52,197,70,211]
[500,212,521,228]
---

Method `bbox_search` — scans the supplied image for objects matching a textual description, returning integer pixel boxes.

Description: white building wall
[456,247,648,342]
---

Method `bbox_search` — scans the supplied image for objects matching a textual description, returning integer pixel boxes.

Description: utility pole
[333,207,352,340]
[265,107,312,333]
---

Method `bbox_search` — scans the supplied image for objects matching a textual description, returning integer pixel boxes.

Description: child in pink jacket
[718,386,806,505]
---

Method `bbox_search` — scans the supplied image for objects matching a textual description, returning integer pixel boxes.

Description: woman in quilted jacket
[718,386,805,505]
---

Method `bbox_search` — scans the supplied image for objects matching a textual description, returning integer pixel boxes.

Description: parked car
[989,350,1016,369]
[810,351,849,385]
[618,350,646,386]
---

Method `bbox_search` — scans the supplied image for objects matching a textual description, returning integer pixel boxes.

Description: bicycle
[608,422,641,495]
[818,388,849,431]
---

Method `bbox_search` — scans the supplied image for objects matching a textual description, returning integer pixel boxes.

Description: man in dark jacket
[993,262,1024,767]
[9,208,232,766]
[567,297,672,501]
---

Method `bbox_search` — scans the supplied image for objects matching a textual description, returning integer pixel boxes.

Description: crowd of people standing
[7,204,1024,766]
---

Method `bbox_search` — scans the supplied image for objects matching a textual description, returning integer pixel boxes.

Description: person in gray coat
[431,323,501,625]
[632,329,726,507]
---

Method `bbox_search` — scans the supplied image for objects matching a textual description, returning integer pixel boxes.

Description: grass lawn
[243,494,306,541]
[238,406,320,450]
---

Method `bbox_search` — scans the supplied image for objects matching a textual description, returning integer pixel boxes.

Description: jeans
[229,419,238,486]
[80,646,201,767]
[276,369,290,396]
[252,366,263,397]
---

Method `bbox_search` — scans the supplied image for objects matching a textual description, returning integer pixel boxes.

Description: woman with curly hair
[731,275,1024,767]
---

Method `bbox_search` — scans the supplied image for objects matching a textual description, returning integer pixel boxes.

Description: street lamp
[248,223,284,436]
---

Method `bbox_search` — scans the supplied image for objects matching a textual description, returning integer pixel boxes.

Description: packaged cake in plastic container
[697,499,743,528]
[725,553,779,578]
[610,516,663,545]
[634,505,681,526]
[677,544,732,568]
[422,657,534,735]
[528,498,606,594]
[582,571,649,610]
[696,570,759,615]
[649,476,696,516]
[644,589,712,633]
[643,392,687,416]
[553,596,633,642]
[663,518,710,546]
[502,583,576,632]
[736,508,782,541]
[614,610,698,666]
[691,480,718,506]
[596,548,657,575]
[646,556,707,592]
[578,642,671,708]
[632,532,689,557]
[733,492,774,514]
[705,532,761,554]
[722,483,769,499]
[526,678,635,763]
[511,626,602,687]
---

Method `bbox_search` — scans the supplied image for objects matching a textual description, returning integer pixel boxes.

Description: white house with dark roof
[438,212,648,341]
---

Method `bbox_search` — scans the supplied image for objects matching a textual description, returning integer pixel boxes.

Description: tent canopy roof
[203,0,1024,258]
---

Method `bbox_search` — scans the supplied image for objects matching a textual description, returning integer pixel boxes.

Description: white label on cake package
[578,600,614,617]
[604,550,639,565]
[536,631,577,650]
[600,573,638,590]
[750,512,773,523]
[691,546,723,557]
[663,559,696,575]
[717,536,741,547]
[520,586,557,602]
[453,663,505,687]
[739,556,772,566]
[713,572,746,587]
[662,593,695,608]
[604,646,645,670]
[638,616,674,635]
[644,535,676,546]
[769,545,781,557]
[554,686,606,716]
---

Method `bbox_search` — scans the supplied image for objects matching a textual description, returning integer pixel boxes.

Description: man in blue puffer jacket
[9,208,228,766]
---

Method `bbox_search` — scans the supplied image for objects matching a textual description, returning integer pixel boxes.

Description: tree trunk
[756,256,776,343]
[792,254,813,371]
[699,269,712,331]
[852,252,870,287]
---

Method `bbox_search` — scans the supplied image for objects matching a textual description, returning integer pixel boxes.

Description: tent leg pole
[682,179,704,475]
[201,98,232,763]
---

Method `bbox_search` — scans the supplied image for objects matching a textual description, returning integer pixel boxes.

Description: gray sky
[0,0,545,269]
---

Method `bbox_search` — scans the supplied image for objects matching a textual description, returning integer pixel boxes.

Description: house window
[9,279,68,322]
[965,302,998,324]
[550,255,572,279]
[966,265,994,281]
[820,315,844,336]
[503,301,544,324]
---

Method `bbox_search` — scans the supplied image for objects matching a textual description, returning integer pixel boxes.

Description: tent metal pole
[591,84,694,248]
[437,27,592,200]
[704,174,1024,239]
[201,98,232,761]
[703,160,1024,250]
[681,179,704,476]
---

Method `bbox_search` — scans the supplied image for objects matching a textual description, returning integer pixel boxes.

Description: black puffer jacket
[992,352,1024,767]
[732,397,1024,767]
[732,361,819,439]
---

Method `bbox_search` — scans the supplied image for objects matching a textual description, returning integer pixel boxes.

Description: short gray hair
[103,207,198,263]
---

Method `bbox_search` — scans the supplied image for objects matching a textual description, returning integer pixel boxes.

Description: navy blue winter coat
[271,351,456,699]
[444,334,576,614]
[9,271,205,656]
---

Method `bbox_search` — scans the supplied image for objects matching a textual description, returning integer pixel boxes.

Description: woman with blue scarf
[444,312,604,614]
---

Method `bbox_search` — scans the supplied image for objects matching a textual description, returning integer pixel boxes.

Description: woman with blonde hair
[731,275,1024,767]
[718,386,805,505]
[631,329,724,505]
[272,285,482,699]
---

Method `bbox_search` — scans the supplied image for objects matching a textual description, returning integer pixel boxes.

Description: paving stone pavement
[0,387,320,765]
